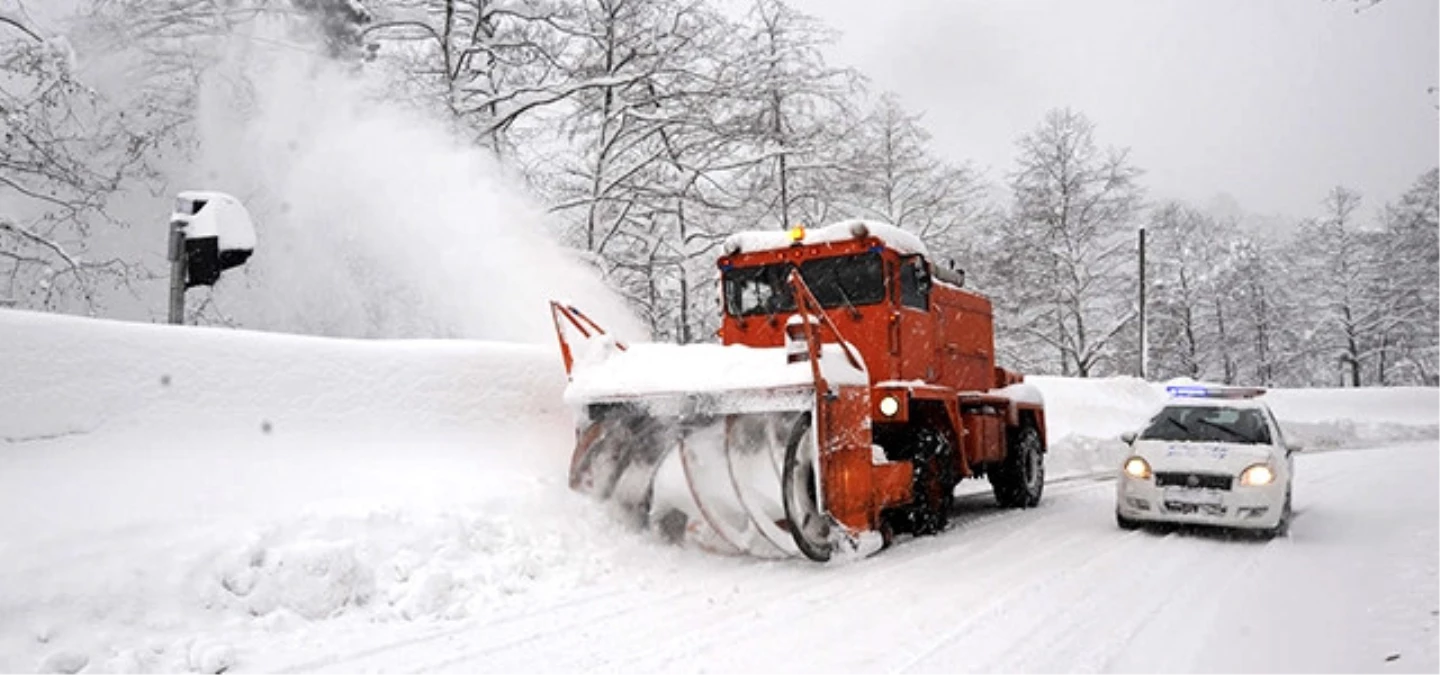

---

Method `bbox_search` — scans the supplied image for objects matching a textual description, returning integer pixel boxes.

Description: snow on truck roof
[724,220,928,257]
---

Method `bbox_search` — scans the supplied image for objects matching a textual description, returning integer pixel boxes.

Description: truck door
[896,255,936,382]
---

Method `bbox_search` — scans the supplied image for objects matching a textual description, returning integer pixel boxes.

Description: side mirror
[1285,442,1303,455]
[1121,431,1137,445]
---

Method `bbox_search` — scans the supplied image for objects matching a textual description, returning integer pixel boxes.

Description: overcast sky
[787,0,1438,223]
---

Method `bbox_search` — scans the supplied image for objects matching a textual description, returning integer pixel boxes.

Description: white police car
[1116,385,1298,538]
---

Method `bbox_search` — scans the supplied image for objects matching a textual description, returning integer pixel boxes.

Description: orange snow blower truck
[551,220,1046,561]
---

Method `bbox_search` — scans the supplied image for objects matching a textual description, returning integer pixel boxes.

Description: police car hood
[1133,440,1274,474]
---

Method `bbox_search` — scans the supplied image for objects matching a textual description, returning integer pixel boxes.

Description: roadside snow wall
[1029,375,1439,479]
[0,308,569,443]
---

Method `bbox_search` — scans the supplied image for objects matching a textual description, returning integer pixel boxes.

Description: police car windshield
[1140,405,1272,445]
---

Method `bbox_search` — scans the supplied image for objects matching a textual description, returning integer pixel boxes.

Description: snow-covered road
[234,440,1436,675]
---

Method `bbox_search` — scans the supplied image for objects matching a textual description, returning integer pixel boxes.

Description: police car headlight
[878,395,900,417]
[1123,456,1152,480]
[1239,463,1276,486]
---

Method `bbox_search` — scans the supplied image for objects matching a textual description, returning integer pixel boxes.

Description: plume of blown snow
[179,27,644,343]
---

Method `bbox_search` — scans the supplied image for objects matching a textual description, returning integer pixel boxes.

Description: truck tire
[781,412,834,562]
[990,423,1044,508]
[909,426,956,536]
[878,425,956,537]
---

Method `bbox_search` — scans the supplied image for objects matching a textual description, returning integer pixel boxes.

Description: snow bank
[0,309,607,674]
[0,308,568,441]
[1027,375,1439,478]
[1265,386,1440,450]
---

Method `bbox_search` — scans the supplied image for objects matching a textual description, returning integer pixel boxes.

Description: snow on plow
[551,271,908,561]
[550,221,1049,563]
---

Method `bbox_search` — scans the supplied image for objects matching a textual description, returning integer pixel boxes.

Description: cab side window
[899,255,930,309]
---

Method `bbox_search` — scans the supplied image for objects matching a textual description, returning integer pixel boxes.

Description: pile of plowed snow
[0,309,635,674]
[2,309,1435,673]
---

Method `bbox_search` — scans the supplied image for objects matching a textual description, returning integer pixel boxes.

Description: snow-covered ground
[2,308,1436,673]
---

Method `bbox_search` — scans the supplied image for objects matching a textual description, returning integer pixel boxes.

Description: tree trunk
[1215,297,1235,384]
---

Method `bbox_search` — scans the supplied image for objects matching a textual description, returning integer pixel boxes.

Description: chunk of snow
[186,640,235,675]
[37,651,87,674]
[238,540,375,620]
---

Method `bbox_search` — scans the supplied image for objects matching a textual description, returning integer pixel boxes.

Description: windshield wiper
[1195,418,1246,442]
[832,278,862,320]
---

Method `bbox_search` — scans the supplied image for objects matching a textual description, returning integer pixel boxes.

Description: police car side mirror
[1121,431,1137,445]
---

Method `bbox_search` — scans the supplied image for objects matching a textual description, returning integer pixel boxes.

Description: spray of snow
[179,30,643,342]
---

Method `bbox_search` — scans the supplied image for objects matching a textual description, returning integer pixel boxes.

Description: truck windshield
[1139,405,1273,445]
[724,251,886,317]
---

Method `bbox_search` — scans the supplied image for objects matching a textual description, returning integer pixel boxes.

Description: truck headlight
[1239,463,1276,486]
[1123,456,1151,480]
[878,395,900,417]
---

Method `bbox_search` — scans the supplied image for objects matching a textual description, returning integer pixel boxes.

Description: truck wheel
[910,427,956,536]
[879,425,955,537]
[1116,512,1143,530]
[990,424,1044,508]
[781,412,834,562]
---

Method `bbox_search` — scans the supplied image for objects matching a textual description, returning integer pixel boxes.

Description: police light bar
[1166,384,1267,399]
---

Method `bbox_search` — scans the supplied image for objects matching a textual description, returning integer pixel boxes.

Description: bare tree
[360,0,569,155]
[0,6,154,311]
[1293,186,1387,386]
[728,0,860,231]
[995,107,1143,377]
[836,94,991,259]
[1375,168,1439,384]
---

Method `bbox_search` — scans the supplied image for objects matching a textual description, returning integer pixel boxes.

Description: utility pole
[1138,226,1147,381]
[167,219,187,324]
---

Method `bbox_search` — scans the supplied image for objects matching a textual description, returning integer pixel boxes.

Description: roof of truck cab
[724,220,928,257]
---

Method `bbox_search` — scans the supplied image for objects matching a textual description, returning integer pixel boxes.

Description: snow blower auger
[551,221,1049,562]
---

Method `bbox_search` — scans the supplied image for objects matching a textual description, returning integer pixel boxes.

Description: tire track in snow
[891,523,1161,674]
[409,478,1112,674]
[267,584,639,673]
[966,530,1274,673]
[276,545,785,672]
[286,476,1116,674]
[589,480,1123,674]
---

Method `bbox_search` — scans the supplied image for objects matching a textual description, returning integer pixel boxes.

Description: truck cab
[717,220,1004,393]
[717,221,1045,537]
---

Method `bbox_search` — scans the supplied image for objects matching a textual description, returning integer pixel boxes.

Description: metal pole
[1138,226,1147,380]
[167,221,186,325]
